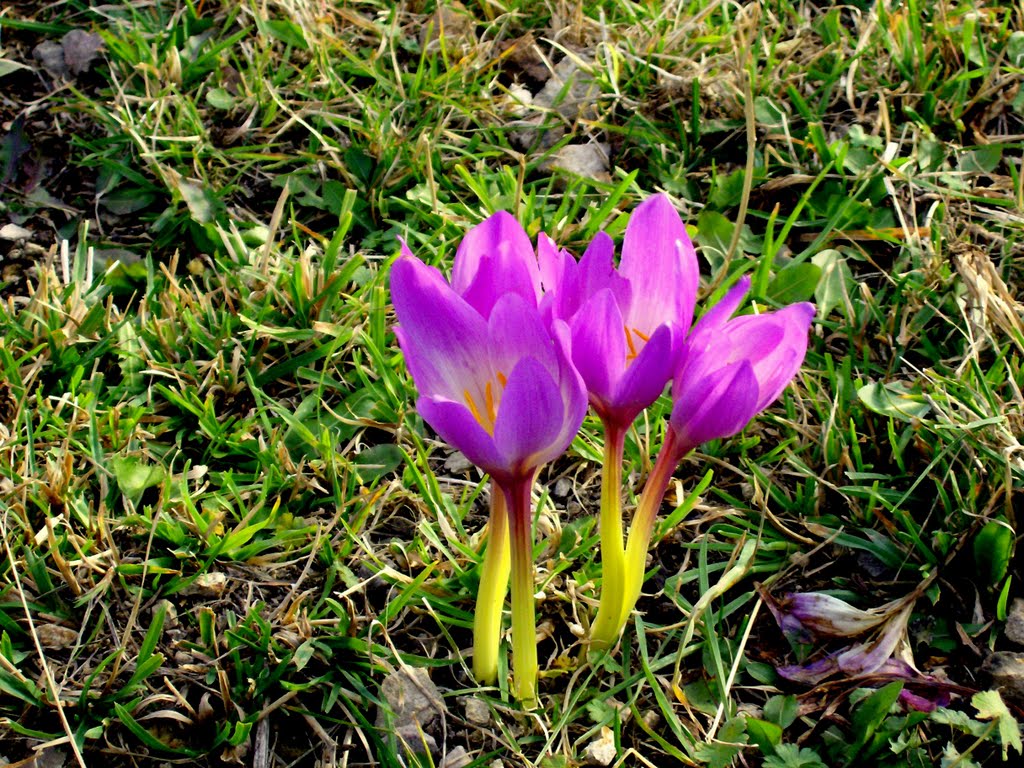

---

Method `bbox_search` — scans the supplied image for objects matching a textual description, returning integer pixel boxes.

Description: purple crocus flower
[392,231,586,488]
[545,194,700,649]
[540,193,700,427]
[391,218,587,704]
[668,275,816,455]
[598,279,815,646]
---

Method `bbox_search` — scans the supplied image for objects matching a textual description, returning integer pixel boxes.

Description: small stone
[420,2,475,52]
[982,651,1024,705]
[182,571,227,598]
[377,667,446,755]
[583,726,617,765]
[33,40,67,78]
[35,624,78,650]
[444,451,475,474]
[463,696,490,725]
[441,746,472,768]
[540,143,610,182]
[1005,598,1024,645]
[0,224,32,241]
[553,477,572,498]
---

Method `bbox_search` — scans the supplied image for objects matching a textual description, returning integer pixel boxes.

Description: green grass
[2,0,1024,765]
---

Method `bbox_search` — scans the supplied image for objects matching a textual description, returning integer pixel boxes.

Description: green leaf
[851,681,903,748]
[972,690,1023,759]
[111,456,165,502]
[764,694,800,729]
[746,718,782,754]
[973,521,1015,587]
[354,444,404,483]
[206,87,236,110]
[265,19,308,50]
[857,380,931,422]
[767,262,822,305]
[763,743,828,768]
[0,58,30,78]
[811,248,855,319]
[957,145,1002,174]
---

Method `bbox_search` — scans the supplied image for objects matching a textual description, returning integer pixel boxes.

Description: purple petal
[670,360,759,448]
[607,323,676,426]
[778,654,840,685]
[722,304,814,410]
[784,592,891,638]
[418,396,506,479]
[690,275,752,338]
[451,211,541,317]
[493,357,567,474]
[569,290,626,410]
[837,605,911,677]
[619,194,699,336]
[578,232,631,309]
[487,293,558,378]
[391,256,489,400]
[898,688,950,713]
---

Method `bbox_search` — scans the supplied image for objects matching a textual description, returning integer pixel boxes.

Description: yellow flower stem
[620,427,689,629]
[472,481,510,685]
[506,474,539,706]
[587,424,628,650]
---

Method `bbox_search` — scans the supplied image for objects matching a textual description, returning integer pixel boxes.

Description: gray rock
[540,142,610,182]
[982,651,1024,704]
[377,667,447,755]
[1005,598,1024,645]
[441,746,473,768]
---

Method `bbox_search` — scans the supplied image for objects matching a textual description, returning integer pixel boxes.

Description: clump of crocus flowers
[390,194,815,704]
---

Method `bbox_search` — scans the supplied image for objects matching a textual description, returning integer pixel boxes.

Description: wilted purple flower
[668,276,815,455]
[768,590,952,712]
[763,590,900,645]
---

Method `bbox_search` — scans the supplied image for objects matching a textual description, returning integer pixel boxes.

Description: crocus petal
[569,290,627,410]
[488,293,558,378]
[391,256,490,400]
[690,275,752,339]
[608,323,676,424]
[721,304,814,409]
[619,194,699,336]
[671,361,759,448]
[777,654,840,685]
[493,356,566,473]
[783,592,893,638]
[578,232,631,309]
[417,396,506,478]
[549,319,589,448]
[451,211,541,317]
[837,604,912,677]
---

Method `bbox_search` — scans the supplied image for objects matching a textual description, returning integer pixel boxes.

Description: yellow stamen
[624,327,651,362]
[464,371,508,434]
[464,389,486,427]
[484,380,497,427]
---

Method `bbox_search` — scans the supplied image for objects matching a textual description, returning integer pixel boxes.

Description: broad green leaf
[811,249,855,319]
[973,520,1015,587]
[857,380,931,422]
[973,690,1023,758]
[111,456,165,501]
[767,262,821,305]
[851,681,903,748]
[746,717,782,754]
